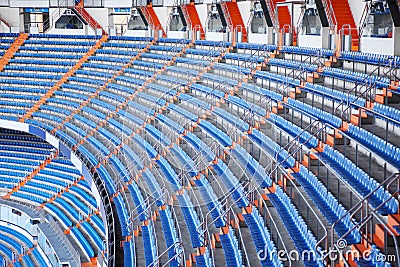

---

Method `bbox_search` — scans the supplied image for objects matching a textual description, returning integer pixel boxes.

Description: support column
[393,26,400,56]
[321,27,330,49]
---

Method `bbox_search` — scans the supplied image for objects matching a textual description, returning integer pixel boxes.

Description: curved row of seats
[0,33,399,266]
[24,38,276,266]
[177,49,398,266]
[0,131,105,264]
[0,225,47,266]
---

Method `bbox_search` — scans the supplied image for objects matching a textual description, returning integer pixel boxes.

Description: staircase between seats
[74,0,106,35]
[20,35,109,122]
[2,151,59,199]
[183,3,204,40]
[222,1,247,43]
[0,33,28,72]
[140,4,166,38]
[273,0,296,45]
[330,0,359,50]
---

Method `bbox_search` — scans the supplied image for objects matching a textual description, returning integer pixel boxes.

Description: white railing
[322,0,337,31]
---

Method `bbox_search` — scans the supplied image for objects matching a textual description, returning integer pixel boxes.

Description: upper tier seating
[0,33,399,267]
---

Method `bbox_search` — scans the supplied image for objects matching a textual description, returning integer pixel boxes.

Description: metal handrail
[333,57,392,121]
[329,173,400,267]
[275,163,329,259]
[148,241,184,267]
[358,1,370,39]
[267,119,326,176]
[267,0,278,27]
[220,0,233,30]
[322,0,337,31]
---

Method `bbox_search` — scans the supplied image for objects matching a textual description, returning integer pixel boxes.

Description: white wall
[104,0,131,8]
[153,6,169,31]
[348,0,365,28]
[164,0,174,7]
[47,27,90,35]
[237,0,251,31]
[10,0,48,7]
[196,3,208,31]
[291,2,302,30]
[85,8,109,29]
[0,8,20,27]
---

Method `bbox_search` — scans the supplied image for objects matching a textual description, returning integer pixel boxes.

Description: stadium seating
[0,32,399,267]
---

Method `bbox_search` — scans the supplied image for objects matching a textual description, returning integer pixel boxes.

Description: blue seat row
[372,103,400,127]
[248,128,296,168]
[108,35,153,42]
[88,56,131,64]
[14,52,82,60]
[219,227,243,267]
[212,159,249,208]
[0,71,61,80]
[96,48,138,57]
[61,83,97,93]
[123,240,135,267]
[242,206,283,267]
[287,98,343,128]
[269,113,319,148]
[19,46,88,53]
[4,65,68,73]
[141,222,158,266]
[141,52,173,61]
[166,65,199,77]
[150,45,182,52]
[268,186,325,267]
[193,175,226,228]
[346,124,400,169]
[236,42,276,51]
[124,67,154,78]
[212,62,252,75]
[188,83,225,99]
[159,207,181,267]
[240,82,283,102]
[132,59,164,69]
[102,42,147,49]
[82,62,120,71]
[198,120,232,147]
[81,221,104,250]
[280,46,334,58]
[340,51,400,66]
[108,83,135,95]
[71,226,95,258]
[318,145,398,214]
[291,166,361,244]
[195,40,231,47]
[176,191,202,248]
[115,75,146,86]
[231,144,272,188]
[158,38,191,44]
[9,59,75,66]
[185,48,221,57]
[175,57,210,66]
[0,78,54,87]
[76,69,113,79]
[303,82,366,108]
[69,76,104,86]
[29,33,99,39]
[224,52,264,63]
[25,39,95,46]
[202,72,239,87]
[0,233,22,254]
